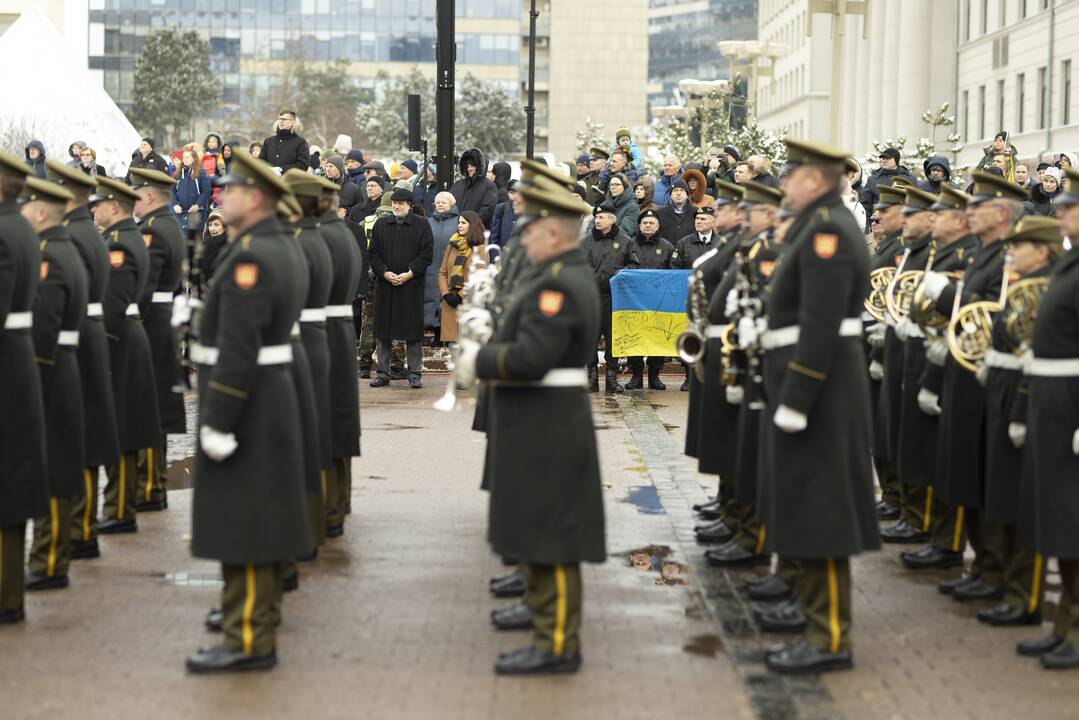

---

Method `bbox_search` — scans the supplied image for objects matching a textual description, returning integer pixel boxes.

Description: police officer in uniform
[0,151,48,623]
[185,150,309,673]
[44,160,121,560]
[130,167,187,512]
[624,208,673,390]
[896,186,979,571]
[318,177,363,537]
[918,172,1025,601]
[455,172,605,676]
[89,177,162,534]
[21,178,88,591]
[1019,169,1079,668]
[758,139,880,674]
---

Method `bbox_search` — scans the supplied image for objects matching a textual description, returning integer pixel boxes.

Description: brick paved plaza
[1,377,1076,720]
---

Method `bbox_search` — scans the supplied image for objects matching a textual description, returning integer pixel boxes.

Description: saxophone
[675,265,708,381]
[433,252,500,412]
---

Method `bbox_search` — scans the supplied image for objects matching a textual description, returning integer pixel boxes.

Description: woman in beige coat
[438,210,489,341]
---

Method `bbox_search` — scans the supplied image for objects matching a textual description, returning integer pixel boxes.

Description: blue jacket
[413,180,438,217]
[172,167,211,232]
[425,205,459,328]
[652,168,683,208]
[487,201,517,246]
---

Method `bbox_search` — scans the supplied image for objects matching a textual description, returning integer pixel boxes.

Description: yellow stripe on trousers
[826,559,841,654]
[1028,553,1044,614]
[144,447,154,502]
[922,486,934,533]
[755,525,767,555]
[83,469,93,541]
[242,564,256,655]
[952,506,965,553]
[0,530,4,595]
[321,470,328,501]
[117,455,126,520]
[553,565,567,657]
[46,498,59,577]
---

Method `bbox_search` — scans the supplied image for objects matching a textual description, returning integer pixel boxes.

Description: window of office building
[981,0,988,34]
[963,89,970,140]
[979,84,986,139]
[999,0,1006,27]
[1017,72,1025,132]
[998,79,1005,131]
[1039,65,1048,129]
[1063,59,1072,125]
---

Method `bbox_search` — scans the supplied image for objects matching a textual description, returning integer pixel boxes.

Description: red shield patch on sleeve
[758,260,775,278]
[109,250,124,268]
[234,263,259,290]
[39,261,49,280]
[813,233,838,259]
[142,233,153,247]
[538,289,564,317]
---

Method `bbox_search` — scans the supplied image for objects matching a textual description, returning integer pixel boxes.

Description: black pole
[435,0,456,191]
[525,0,538,159]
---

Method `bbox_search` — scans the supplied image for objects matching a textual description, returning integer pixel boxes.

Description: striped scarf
[449,233,472,291]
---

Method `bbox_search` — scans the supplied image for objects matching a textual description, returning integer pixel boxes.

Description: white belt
[57,330,79,347]
[3,311,32,329]
[125,303,140,317]
[300,308,327,322]
[985,348,1024,370]
[190,343,293,366]
[760,317,863,350]
[1027,357,1079,377]
[491,368,588,388]
[151,291,173,303]
[86,303,103,318]
[324,305,353,318]
[705,324,727,339]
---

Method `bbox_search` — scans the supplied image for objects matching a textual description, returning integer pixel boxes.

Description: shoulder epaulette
[147,216,156,228]
[111,230,120,244]
[293,228,302,238]
[241,234,253,251]
[816,207,830,222]
[549,261,563,278]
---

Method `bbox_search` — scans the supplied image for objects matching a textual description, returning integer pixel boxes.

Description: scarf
[449,233,473,291]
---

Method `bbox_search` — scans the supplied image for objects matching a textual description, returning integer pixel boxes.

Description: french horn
[911,271,964,334]
[864,266,896,322]
[946,257,1012,373]
[1002,277,1049,352]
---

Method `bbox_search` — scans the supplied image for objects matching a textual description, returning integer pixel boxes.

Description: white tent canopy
[0,6,141,177]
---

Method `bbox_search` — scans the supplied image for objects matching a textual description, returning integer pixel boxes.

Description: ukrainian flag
[610,269,692,358]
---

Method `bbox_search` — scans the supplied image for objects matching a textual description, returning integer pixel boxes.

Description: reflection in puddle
[166,456,195,490]
[626,545,689,586]
[624,485,665,515]
[164,571,223,588]
[682,633,723,657]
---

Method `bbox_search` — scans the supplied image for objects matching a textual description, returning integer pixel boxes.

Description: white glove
[725,385,744,405]
[975,364,989,387]
[926,338,949,366]
[922,271,949,301]
[867,323,886,349]
[1008,422,1026,448]
[868,359,884,381]
[453,338,481,389]
[736,316,759,349]
[895,318,913,342]
[724,287,739,319]
[171,294,191,328]
[917,388,942,416]
[774,404,808,433]
[1073,428,1079,456]
[200,425,238,462]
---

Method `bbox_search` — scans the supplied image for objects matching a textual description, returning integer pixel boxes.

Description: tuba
[675,266,708,381]
[1002,277,1049,352]
[946,255,1012,372]
[864,266,895,322]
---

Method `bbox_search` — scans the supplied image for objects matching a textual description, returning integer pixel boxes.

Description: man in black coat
[368,187,433,388]
[450,147,498,227]
[124,137,170,182]
[0,151,48,624]
[453,173,605,676]
[759,139,880,674]
[262,109,310,173]
[581,201,638,393]
[44,161,121,560]
[625,208,674,390]
[657,179,694,245]
[90,178,162,535]
[20,178,88,592]
[130,168,188,512]
[185,150,309,674]
[860,147,916,223]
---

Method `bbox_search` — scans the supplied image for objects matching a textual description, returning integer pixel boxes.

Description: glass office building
[88,0,521,116]
[648,0,756,112]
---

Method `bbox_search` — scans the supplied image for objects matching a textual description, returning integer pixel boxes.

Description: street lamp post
[807,0,870,146]
[718,40,786,124]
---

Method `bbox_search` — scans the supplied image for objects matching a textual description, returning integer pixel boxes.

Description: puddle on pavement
[682,633,723,657]
[164,571,223,588]
[624,485,665,516]
[367,423,425,431]
[166,457,195,490]
[624,545,690,587]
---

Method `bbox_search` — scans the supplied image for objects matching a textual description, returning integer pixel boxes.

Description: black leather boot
[605,369,624,394]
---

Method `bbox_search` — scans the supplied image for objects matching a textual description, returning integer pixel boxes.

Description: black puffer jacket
[126,141,170,181]
[450,148,498,226]
[860,164,916,220]
[916,154,955,194]
[262,127,309,172]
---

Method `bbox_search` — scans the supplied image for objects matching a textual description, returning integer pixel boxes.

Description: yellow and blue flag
[610,269,692,357]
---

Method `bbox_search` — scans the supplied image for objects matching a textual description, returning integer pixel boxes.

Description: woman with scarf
[437,210,489,342]
[78,147,108,178]
[1032,167,1063,216]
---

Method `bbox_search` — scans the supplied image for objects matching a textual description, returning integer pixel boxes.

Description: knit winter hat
[346,149,365,163]
[401,159,419,173]
[616,127,631,141]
